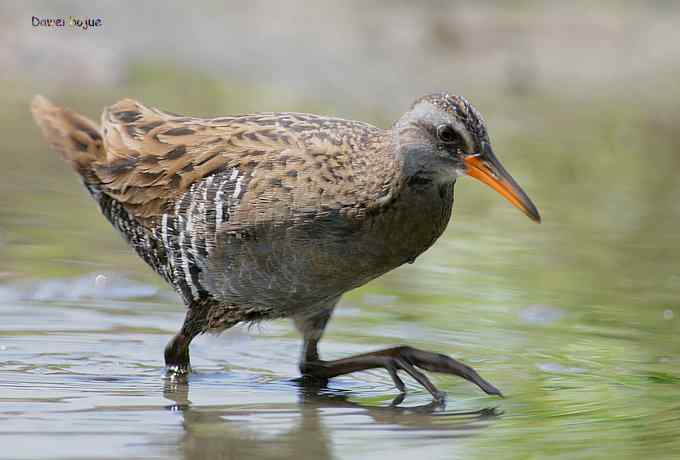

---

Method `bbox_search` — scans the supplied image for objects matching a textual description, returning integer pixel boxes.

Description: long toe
[396,346,503,397]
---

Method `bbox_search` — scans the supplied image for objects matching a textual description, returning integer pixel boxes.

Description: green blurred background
[1,1,679,459]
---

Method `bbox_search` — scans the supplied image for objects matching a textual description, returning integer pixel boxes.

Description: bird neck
[396,142,457,190]
[366,135,455,213]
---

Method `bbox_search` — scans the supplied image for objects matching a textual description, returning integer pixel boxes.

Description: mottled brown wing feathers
[95,99,232,218]
[36,96,399,226]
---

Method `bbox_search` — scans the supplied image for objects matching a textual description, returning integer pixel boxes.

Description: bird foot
[164,332,192,379]
[300,345,502,401]
[165,364,191,377]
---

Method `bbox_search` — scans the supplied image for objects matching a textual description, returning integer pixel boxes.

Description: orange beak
[464,146,541,223]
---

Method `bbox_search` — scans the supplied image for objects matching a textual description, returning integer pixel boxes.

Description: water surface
[2,182,679,459]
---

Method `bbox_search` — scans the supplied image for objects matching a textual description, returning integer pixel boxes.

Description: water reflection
[163,377,500,460]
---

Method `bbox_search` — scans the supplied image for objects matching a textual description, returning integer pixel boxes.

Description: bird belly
[196,183,455,318]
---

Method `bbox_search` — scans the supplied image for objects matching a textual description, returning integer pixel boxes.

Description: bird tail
[31,95,104,184]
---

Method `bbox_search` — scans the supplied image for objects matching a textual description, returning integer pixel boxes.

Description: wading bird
[32,93,539,400]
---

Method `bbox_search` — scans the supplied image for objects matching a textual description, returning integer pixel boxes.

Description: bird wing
[94,99,396,227]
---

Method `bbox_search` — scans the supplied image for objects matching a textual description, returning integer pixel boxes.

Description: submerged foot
[165,363,191,379]
[164,332,192,379]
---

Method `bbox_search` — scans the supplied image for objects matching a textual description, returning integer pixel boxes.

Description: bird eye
[436,125,460,144]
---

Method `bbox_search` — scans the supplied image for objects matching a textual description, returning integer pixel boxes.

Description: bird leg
[164,303,209,376]
[293,300,501,401]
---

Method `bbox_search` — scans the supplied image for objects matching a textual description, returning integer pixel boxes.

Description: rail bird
[32,93,540,400]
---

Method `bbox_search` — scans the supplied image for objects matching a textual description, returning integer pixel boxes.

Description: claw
[390,393,406,406]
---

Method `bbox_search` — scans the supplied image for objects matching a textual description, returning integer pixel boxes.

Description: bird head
[394,92,540,223]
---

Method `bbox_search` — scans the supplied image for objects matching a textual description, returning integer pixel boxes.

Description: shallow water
[2,178,680,460]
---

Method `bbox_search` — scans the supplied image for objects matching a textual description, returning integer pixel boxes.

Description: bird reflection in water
[162,375,501,460]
